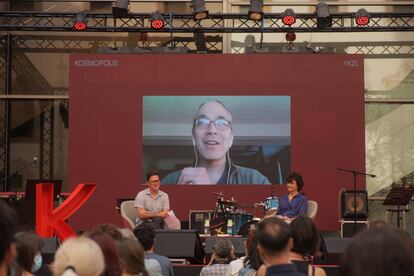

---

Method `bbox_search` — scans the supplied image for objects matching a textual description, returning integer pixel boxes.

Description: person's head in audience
[118,228,137,241]
[53,236,105,276]
[339,227,414,276]
[256,216,292,265]
[369,219,389,229]
[243,229,263,270]
[116,239,148,276]
[290,215,320,257]
[15,231,43,275]
[0,200,17,276]
[212,239,234,263]
[133,223,155,252]
[90,224,123,241]
[89,233,123,276]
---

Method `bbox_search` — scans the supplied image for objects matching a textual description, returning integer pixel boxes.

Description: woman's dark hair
[90,224,123,241]
[89,233,123,276]
[14,231,43,272]
[243,229,263,270]
[339,228,414,276]
[290,215,320,256]
[116,238,149,276]
[287,172,304,192]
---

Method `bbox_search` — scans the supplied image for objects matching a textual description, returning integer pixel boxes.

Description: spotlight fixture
[248,0,264,21]
[150,12,165,30]
[316,2,332,28]
[192,0,209,20]
[285,31,296,42]
[355,8,370,26]
[112,0,129,18]
[281,9,296,26]
[73,11,87,31]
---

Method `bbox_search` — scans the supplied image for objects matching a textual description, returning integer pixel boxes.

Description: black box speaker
[154,230,205,264]
[204,236,246,256]
[341,220,368,237]
[321,237,352,265]
[341,190,368,219]
[189,210,211,234]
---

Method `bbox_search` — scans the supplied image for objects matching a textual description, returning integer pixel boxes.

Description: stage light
[73,11,87,31]
[285,31,296,42]
[248,0,264,21]
[281,9,296,26]
[112,0,129,18]
[316,2,332,28]
[192,0,209,20]
[150,12,165,30]
[355,8,370,26]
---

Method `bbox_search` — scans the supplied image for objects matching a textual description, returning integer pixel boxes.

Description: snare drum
[263,197,279,216]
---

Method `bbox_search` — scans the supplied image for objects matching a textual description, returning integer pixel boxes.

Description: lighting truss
[1,11,414,32]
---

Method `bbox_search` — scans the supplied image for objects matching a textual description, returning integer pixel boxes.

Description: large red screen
[69,54,365,231]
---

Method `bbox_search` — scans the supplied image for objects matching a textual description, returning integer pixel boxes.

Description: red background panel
[69,54,365,231]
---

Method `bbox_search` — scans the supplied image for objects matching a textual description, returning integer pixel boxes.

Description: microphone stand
[337,168,375,236]
[1,158,38,192]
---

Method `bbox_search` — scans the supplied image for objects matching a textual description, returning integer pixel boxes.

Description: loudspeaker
[321,237,352,265]
[154,230,205,264]
[341,220,368,237]
[204,236,246,256]
[341,190,368,219]
[189,210,211,234]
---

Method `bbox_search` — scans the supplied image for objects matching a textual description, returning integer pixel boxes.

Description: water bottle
[204,218,210,235]
[227,219,233,235]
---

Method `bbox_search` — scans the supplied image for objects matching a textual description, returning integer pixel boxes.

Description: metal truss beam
[1,12,414,33]
[4,35,413,57]
[231,41,414,58]
[5,34,223,53]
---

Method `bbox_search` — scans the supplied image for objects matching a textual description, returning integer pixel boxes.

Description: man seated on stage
[134,170,170,229]
[276,172,308,222]
[256,217,306,276]
[200,238,235,276]
[161,99,270,185]
[133,223,174,276]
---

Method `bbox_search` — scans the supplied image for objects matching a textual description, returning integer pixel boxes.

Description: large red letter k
[36,183,96,241]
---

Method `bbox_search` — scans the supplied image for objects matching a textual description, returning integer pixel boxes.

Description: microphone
[1,157,38,183]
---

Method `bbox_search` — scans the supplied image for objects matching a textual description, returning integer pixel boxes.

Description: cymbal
[213,191,229,198]
[218,200,239,206]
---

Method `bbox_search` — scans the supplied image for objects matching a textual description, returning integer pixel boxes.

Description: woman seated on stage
[276,172,308,221]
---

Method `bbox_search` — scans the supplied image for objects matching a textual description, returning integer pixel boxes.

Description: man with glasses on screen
[161,100,270,185]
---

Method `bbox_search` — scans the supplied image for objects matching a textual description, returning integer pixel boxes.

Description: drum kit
[209,191,279,236]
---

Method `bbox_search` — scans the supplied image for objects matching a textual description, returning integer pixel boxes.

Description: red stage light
[74,21,87,31]
[150,12,165,30]
[282,9,296,26]
[355,8,370,26]
[73,11,87,31]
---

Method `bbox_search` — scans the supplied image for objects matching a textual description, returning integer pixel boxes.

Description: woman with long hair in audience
[289,216,326,276]
[53,236,105,276]
[88,233,123,276]
[339,227,414,276]
[116,239,148,276]
[14,231,44,276]
[238,229,263,276]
